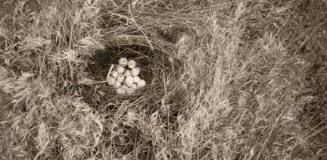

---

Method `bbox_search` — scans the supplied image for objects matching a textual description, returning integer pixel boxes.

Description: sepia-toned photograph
[0,0,327,159]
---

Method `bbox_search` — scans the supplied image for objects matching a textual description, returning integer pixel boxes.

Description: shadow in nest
[79,44,183,111]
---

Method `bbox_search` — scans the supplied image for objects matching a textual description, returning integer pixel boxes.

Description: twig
[106,64,114,81]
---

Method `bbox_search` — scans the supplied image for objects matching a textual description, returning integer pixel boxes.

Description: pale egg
[116,66,125,74]
[131,83,137,89]
[124,69,131,77]
[107,76,115,85]
[118,57,128,66]
[117,74,125,83]
[134,76,141,83]
[111,71,119,78]
[137,79,146,88]
[121,85,129,90]
[114,81,121,88]
[126,88,135,94]
[127,59,137,69]
[124,76,134,87]
[116,87,126,94]
[131,67,140,76]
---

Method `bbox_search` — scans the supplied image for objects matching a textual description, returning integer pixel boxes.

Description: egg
[127,59,137,69]
[116,87,126,94]
[134,76,141,83]
[116,66,125,74]
[107,76,115,85]
[118,57,128,66]
[126,88,135,94]
[131,83,137,89]
[111,71,119,78]
[114,81,121,88]
[121,85,129,90]
[124,69,131,77]
[137,79,146,88]
[131,67,140,76]
[117,74,125,83]
[124,76,134,87]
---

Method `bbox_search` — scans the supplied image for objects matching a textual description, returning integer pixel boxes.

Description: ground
[0,0,327,160]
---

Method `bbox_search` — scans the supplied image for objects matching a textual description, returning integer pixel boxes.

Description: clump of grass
[175,0,327,159]
[1,0,327,159]
[0,0,103,159]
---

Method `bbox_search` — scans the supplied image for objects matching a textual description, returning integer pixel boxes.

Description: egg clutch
[106,57,146,95]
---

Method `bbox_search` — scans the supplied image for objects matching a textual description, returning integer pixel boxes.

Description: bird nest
[80,43,182,109]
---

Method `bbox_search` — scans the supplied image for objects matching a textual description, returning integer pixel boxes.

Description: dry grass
[1,0,327,159]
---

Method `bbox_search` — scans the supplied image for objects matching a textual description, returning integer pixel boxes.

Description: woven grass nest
[81,40,183,109]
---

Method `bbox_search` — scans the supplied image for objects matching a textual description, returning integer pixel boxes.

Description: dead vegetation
[0,0,327,159]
